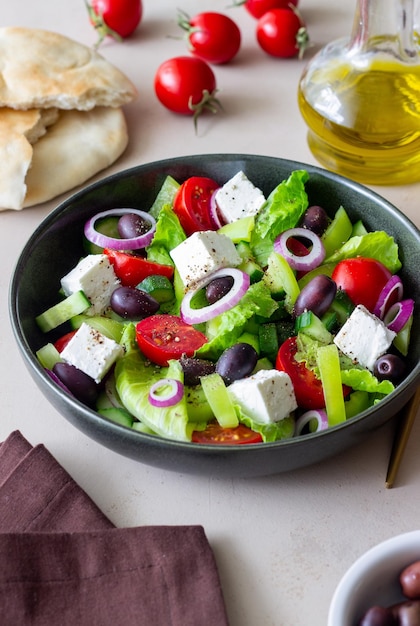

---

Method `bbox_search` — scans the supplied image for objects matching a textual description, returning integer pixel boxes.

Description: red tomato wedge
[192,422,263,445]
[54,330,77,353]
[104,249,174,288]
[276,336,326,410]
[173,176,220,236]
[135,314,208,366]
[331,257,392,312]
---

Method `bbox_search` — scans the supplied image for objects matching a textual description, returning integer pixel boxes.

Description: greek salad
[35,169,414,445]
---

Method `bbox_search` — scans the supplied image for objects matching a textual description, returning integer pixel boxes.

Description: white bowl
[328,530,420,625]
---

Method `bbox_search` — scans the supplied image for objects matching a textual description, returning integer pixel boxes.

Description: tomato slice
[54,330,77,353]
[173,176,220,236]
[104,249,174,288]
[135,314,208,366]
[276,336,326,410]
[192,421,263,445]
[331,257,392,312]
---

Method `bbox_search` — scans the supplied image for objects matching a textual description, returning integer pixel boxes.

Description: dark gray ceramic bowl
[9,154,420,477]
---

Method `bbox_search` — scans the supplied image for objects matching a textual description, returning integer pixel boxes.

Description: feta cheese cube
[227,369,297,424]
[334,304,396,371]
[214,171,266,224]
[170,230,241,290]
[60,322,124,383]
[61,254,120,316]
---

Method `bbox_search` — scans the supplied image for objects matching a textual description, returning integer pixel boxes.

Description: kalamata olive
[118,213,150,239]
[53,362,99,407]
[373,354,406,383]
[179,355,216,386]
[391,600,420,626]
[110,286,159,319]
[359,606,397,626]
[206,275,234,304]
[216,342,258,385]
[300,205,329,236]
[400,561,420,600]
[293,274,337,318]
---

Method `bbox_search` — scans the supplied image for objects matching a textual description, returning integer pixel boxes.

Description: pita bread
[0,27,137,111]
[23,107,128,208]
[0,108,60,210]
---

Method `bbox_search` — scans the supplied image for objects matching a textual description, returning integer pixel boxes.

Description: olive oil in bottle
[298,0,420,185]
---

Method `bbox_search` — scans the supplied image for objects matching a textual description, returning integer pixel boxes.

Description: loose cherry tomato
[135,314,208,366]
[154,56,221,126]
[276,336,326,409]
[178,11,241,64]
[54,330,77,353]
[331,257,392,312]
[256,8,309,58]
[173,176,219,235]
[238,0,298,20]
[104,249,174,288]
[192,421,263,444]
[87,0,142,47]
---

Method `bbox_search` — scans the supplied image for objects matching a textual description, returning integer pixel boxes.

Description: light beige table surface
[2,2,419,624]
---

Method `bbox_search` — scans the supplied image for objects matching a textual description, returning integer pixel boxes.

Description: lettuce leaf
[340,368,395,395]
[235,406,295,442]
[146,204,186,266]
[251,169,309,266]
[196,281,279,360]
[325,231,402,273]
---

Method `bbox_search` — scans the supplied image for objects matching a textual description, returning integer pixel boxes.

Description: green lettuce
[146,204,186,266]
[325,231,402,273]
[115,324,203,442]
[196,281,279,360]
[235,406,295,442]
[340,368,394,395]
[251,169,309,266]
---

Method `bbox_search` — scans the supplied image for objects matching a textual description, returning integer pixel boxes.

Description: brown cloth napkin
[0,431,229,626]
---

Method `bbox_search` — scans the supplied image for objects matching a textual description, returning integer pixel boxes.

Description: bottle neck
[349,0,418,60]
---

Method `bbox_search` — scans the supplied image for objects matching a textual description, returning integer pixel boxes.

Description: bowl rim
[328,529,420,625]
[8,153,420,460]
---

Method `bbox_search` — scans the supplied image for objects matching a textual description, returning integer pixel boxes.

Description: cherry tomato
[54,330,77,353]
[88,0,142,47]
[104,249,174,288]
[178,11,241,64]
[276,336,326,410]
[173,176,219,236]
[256,8,309,58]
[331,257,392,312]
[239,0,298,20]
[135,314,208,366]
[154,56,220,124]
[192,421,263,445]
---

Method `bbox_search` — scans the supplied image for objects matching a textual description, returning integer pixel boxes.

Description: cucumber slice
[70,314,125,342]
[149,175,180,219]
[263,251,300,309]
[322,206,353,258]
[36,343,62,369]
[83,216,120,254]
[317,344,346,426]
[36,291,90,332]
[137,274,175,303]
[98,407,134,428]
[218,216,255,243]
[201,373,239,428]
[295,311,332,344]
[259,323,278,362]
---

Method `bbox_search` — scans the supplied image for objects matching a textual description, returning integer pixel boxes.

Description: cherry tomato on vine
[256,8,309,58]
[177,10,241,64]
[154,56,221,129]
[192,422,263,445]
[135,314,208,366]
[237,0,298,20]
[87,0,143,48]
[331,257,392,313]
[173,176,220,235]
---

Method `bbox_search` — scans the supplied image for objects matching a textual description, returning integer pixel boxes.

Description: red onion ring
[295,409,329,436]
[373,275,404,318]
[84,209,156,250]
[181,268,250,325]
[274,227,325,271]
[383,299,414,333]
[148,378,184,408]
[209,189,225,229]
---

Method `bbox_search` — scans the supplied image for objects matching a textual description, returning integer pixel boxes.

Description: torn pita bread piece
[0,27,137,111]
[0,108,60,211]
[23,107,129,208]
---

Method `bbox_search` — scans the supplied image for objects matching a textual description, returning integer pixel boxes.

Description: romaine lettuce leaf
[325,231,402,273]
[146,204,186,266]
[251,169,309,266]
